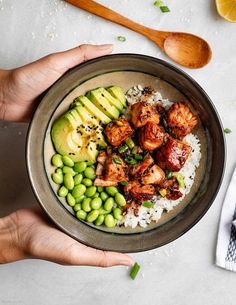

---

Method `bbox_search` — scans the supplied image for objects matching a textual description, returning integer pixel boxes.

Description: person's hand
[0,208,134,267]
[0,44,113,122]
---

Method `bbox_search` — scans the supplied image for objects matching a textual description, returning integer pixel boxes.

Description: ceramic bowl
[26,54,225,252]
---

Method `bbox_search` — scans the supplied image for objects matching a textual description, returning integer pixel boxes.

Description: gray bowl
[26,54,225,252]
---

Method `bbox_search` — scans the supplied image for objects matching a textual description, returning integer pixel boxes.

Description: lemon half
[216,0,236,22]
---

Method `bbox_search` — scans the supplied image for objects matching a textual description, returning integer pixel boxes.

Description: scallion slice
[120,181,129,186]
[117,36,126,42]
[224,128,232,134]
[112,156,122,165]
[130,262,140,280]
[142,201,154,208]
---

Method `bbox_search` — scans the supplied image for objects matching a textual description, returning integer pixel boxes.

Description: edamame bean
[95,215,105,226]
[52,154,63,167]
[104,197,115,212]
[105,186,118,196]
[51,173,63,184]
[99,208,110,215]
[56,168,63,174]
[64,173,74,190]
[82,178,93,187]
[104,214,116,228]
[82,198,92,212]
[72,184,86,198]
[84,167,96,180]
[92,192,99,198]
[85,186,97,197]
[63,166,76,176]
[87,210,99,223]
[58,186,68,197]
[67,193,76,207]
[74,161,87,173]
[87,161,95,166]
[113,208,123,221]
[62,155,74,167]
[76,210,87,220]
[91,197,102,210]
[74,174,83,185]
[100,192,109,201]
[97,186,103,193]
[73,203,81,212]
[75,195,85,203]
[115,193,126,207]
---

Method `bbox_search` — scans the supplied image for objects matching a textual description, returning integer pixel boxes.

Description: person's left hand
[0,44,113,122]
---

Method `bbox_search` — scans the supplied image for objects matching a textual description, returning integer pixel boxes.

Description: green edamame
[84,167,96,180]
[76,210,87,220]
[115,193,126,207]
[104,214,116,228]
[75,195,86,203]
[82,178,93,187]
[95,215,105,226]
[92,192,99,198]
[74,161,87,173]
[58,186,68,197]
[91,197,102,210]
[64,173,74,190]
[98,208,110,215]
[62,166,76,176]
[72,184,86,198]
[51,173,63,184]
[86,161,95,166]
[104,197,115,212]
[97,186,103,193]
[113,208,123,221]
[62,155,74,167]
[105,186,118,196]
[86,210,99,223]
[82,198,92,212]
[100,192,109,201]
[56,168,63,174]
[52,154,63,167]
[73,203,81,212]
[74,174,83,185]
[67,193,76,207]
[85,186,97,197]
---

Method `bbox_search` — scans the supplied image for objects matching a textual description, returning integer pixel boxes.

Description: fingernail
[98,44,113,50]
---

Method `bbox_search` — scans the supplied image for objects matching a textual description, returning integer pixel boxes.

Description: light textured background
[0,1,236,304]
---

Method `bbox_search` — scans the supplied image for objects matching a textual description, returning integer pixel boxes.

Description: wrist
[0,214,27,264]
[0,69,11,121]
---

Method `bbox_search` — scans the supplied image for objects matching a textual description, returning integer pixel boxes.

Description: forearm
[0,215,26,264]
[0,69,11,121]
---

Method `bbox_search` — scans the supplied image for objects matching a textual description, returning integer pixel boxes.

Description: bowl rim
[26,53,226,252]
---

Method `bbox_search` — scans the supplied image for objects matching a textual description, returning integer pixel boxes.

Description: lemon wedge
[216,0,236,22]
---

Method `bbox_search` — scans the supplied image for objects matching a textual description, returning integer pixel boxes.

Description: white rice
[120,86,202,228]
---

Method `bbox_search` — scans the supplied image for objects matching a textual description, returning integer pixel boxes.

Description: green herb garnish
[134,154,143,161]
[224,128,232,134]
[142,201,154,208]
[117,36,126,42]
[118,145,129,154]
[160,6,170,12]
[130,262,141,280]
[112,156,122,165]
[154,1,170,13]
[125,138,135,149]
[125,157,137,165]
[166,171,173,180]
[120,181,129,186]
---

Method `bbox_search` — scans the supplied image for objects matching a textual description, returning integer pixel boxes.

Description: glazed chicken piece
[130,154,154,178]
[131,102,160,128]
[156,138,191,172]
[139,122,167,151]
[141,165,165,185]
[104,118,133,146]
[167,102,197,140]
[124,180,155,202]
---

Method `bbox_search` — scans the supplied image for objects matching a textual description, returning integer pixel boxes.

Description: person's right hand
[0,208,134,267]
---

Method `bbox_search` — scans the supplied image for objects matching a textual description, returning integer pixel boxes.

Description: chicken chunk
[141,165,165,185]
[131,102,160,128]
[124,180,155,202]
[130,154,154,178]
[139,122,167,151]
[156,138,191,172]
[104,118,133,147]
[103,154,128,182]
[94,178,118,187]
[167,102,198,140]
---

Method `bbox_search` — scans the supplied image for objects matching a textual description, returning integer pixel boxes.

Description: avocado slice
[73,96,111,125]
[86,89,120,119]
[98,87,123,111]
[107,86,127,107]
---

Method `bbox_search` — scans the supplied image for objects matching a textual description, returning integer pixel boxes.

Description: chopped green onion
[117,36,126,42]
[142,201,154,208]
[118,145,129,153]
[153,0,170,13]
[125,138,135,149]
[160,6,170,12]
[175,173,185,189]
[134,154,143,161]
[112,156,122,165]
[154,0,164,6]
[130,262,140,280]
[224,128,232,134]
[131,147,138,155]
[125,157,137,165]
[120,181,129,186]
[166,171,173,180]
[159,188,167,197]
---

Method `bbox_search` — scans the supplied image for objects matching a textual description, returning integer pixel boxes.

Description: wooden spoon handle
[65,0,160,41]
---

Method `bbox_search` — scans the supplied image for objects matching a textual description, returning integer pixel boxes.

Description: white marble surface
[0,0,236,304]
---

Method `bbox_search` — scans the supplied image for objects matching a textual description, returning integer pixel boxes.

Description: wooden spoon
[65,0,212,69]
